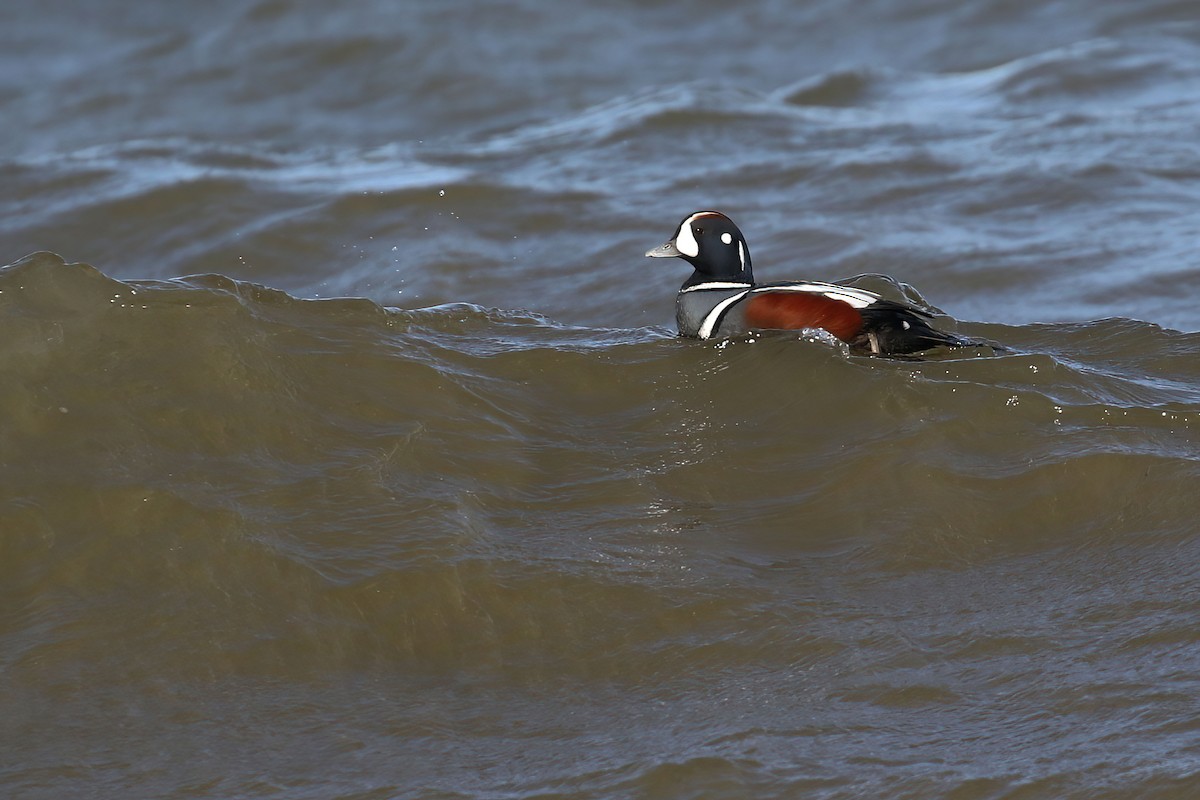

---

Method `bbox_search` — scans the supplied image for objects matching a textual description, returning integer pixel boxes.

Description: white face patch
[721,232,733,245]
[674,222,699,258]
[674,211,719,259]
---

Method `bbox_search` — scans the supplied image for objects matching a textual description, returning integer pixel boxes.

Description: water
[4,2,1200,798]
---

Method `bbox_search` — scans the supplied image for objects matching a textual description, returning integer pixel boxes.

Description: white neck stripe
[681,281,753,293]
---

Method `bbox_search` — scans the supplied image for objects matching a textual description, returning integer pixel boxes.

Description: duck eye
[693,226,704,236]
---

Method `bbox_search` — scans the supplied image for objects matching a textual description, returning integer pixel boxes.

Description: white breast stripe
[680,281,754,292]
[698,290,752,339]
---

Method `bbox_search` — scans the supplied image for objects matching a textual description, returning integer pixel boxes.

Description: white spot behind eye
[721,232,733,245]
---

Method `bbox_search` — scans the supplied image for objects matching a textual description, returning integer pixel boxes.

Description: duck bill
[645,241,681,258]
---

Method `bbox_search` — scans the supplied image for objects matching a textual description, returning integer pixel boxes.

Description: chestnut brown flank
[744,293,864,342]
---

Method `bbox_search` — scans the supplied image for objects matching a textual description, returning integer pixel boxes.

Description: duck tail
[857,301,994,356]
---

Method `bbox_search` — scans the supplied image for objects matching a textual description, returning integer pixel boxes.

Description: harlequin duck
[647,210,974,356]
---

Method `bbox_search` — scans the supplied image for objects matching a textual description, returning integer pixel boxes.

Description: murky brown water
[4,2,1200,798]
